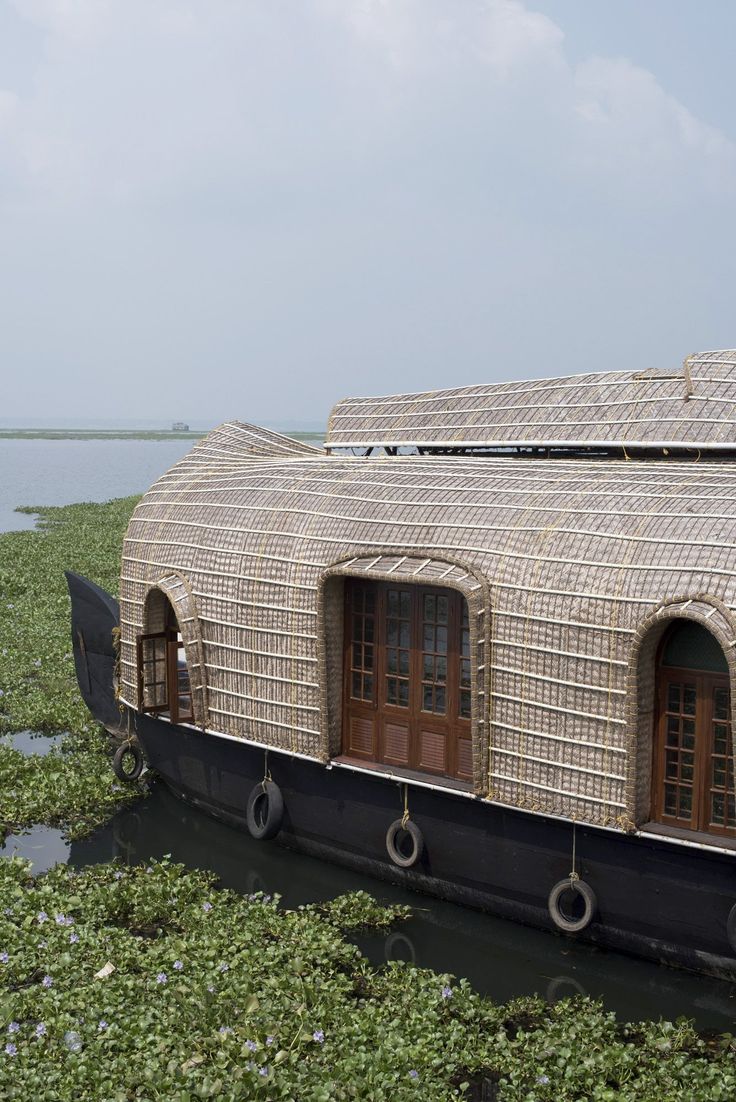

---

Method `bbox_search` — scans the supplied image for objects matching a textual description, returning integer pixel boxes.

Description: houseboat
[68,349,736,979]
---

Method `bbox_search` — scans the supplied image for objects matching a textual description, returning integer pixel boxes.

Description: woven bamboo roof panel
[326,349,736,451]
[118,424,736,832]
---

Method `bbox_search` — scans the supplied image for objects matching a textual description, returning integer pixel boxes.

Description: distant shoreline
[0,429,325,442]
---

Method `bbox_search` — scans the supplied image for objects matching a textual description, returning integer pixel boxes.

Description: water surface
[0,437,196,532]
[68,783,736,1034]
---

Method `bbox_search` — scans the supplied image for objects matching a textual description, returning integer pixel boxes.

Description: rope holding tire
[385,818,424,868]
[548,877,597,934]
[246,779,284,841]
[112,742,144,782]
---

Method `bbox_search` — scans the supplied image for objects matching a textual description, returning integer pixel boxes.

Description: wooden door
[653,669,735,836]
[342,579,472,782]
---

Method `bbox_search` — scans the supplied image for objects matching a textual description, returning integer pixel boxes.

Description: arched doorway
[341,579,472,781]
[137,592,193,725]
[653,621,735,837]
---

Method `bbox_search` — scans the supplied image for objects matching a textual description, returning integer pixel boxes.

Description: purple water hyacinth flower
[219,1026,233,1035]
[35,1023,47,1037]
[259,1067,268,1077]
[202,901,212,912]
[55,914,66,925]
[5,1043,16,1057]
[0,952,8,964]
[537,1075,550,1085]
[265,1036,274,1046]
[98,1021,108,1032]
[441,985,453,999]
[69,933,79,944]
[312,1030,324,1043]
[113,871,124,880]
[37,940,47,949]
[156,972,167,984]
[173,960,183,971]
[37,911,48,924]
[409,1070,419,1080]
[42,975,53,988]
[0,690,4,697]
[7,1023,19,1034]
[219,963,229,973]
[245,1039,257,1052]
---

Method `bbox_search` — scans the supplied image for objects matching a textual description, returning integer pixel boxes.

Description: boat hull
[64,571,736,980]
[131,706,736,981]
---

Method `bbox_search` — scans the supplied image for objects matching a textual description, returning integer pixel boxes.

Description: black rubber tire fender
[112,742,144,782]
[726,903,736,955]
[246,780,284,841]
[385,818,424,869]
[548,877,597,934]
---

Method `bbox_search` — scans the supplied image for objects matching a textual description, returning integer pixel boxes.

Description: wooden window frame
[137,616,193,726]
[652,662,735,838]
[341,579,472,783]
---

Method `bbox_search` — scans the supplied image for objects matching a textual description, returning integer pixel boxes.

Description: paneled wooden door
[653,669,735,836]
[342,579,472,782]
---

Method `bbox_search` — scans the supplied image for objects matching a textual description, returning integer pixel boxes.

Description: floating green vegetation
[0,430,204,441]
[0,429,324,442]
[0,498,144,840]
[0,858,734,1102]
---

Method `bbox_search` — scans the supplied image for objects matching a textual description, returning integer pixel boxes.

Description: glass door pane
[385,588,411,708]
[420,592,448,715]
[661,679,697,827]
[708,684,735,831]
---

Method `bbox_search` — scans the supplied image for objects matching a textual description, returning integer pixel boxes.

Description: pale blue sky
[0,1,734,426]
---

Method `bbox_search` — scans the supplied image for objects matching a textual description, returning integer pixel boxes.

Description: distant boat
[68,349,736,980]
[171,422,189,432]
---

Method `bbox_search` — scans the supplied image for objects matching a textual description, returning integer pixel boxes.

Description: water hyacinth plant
[0,857,735,1101]
[0,498,145,840]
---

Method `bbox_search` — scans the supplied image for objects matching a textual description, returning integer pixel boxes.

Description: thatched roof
[119,418,736,831]
[326,349,736,452]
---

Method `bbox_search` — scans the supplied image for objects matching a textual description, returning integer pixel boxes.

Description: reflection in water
[2,825,70,873]
[0,731,65,757]
[66,782,736,1033]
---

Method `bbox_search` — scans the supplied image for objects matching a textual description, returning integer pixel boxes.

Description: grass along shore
[1,496,736,1099]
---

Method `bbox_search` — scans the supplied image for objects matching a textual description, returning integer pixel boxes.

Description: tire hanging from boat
[112,742,144,782]
[246,779,284,840]
[385,818,424,869]
[547,877,597,934]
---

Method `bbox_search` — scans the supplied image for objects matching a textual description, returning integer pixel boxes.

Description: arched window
[137,597,193,725]
[653,621,734,836]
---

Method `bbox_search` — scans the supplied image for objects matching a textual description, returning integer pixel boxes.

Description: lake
[2,435,736,1033]
[0,437,198,533]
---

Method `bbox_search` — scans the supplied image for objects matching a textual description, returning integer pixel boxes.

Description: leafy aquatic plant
[0,858,735,1101]
[0,498,144,839]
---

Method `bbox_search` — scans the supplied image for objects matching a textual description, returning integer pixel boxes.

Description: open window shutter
[137,632,169,713]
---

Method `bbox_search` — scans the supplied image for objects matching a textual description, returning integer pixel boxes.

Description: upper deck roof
[326,349,736,452]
